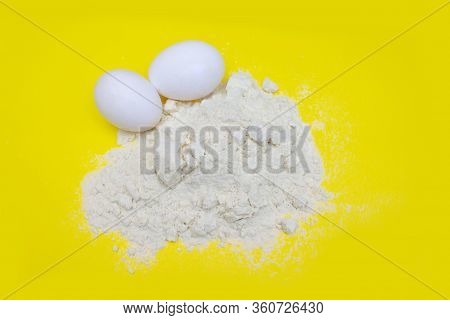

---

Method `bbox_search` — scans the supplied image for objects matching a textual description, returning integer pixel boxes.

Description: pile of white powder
[82,71,328,260]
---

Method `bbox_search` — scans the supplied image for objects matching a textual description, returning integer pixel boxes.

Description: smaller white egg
[149,40,225,101]
[94,69,162,132]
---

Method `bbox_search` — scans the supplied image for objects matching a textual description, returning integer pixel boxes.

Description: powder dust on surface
[82,71,330,262]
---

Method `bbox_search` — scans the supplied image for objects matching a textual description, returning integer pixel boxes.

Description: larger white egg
[94,69,162,132]
[149,40,225,101]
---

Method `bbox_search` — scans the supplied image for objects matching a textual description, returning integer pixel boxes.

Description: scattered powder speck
[262,77,279,93]
[82,71,329,260]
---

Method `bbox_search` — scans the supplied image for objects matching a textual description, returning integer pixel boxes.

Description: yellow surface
[0,0,449,299]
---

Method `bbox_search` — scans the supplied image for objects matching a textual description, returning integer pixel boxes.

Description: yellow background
[0,0,449,299]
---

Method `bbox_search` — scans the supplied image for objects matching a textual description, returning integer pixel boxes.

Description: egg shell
[94,69,162,132]
[149,40,225,101]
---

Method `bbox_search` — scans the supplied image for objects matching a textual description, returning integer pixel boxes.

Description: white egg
[149,40,225,101]
[94,69,162,132]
